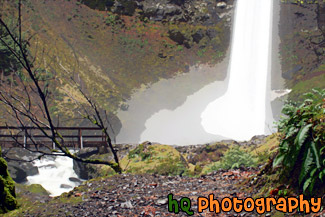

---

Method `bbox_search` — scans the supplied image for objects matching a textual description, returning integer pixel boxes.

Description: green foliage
[123,144,188,176]
[219,146,257,170]
[128,144,152,161]
[197,48,206,57]
[15,183,49,196]
[206,146,257,172]
[104,13,122,31]
[147,156,187,176]
[0,25,24,77]
[273,88,325,195]
[289,69,325,102]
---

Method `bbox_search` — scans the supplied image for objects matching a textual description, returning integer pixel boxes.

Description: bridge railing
[0,126,107,149]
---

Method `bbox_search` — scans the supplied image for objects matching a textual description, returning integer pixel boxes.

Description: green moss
[121,143,188,176]
[0,147,18,214]
[289,69,325,102]
[15,184,49,196]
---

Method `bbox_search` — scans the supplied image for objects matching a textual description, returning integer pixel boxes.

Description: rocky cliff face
[279,2,325,101]
[81,0,233,24]
[0,0,233,131]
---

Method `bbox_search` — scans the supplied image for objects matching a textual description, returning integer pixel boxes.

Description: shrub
[204,146,257,172]
[148,156,187,176]
[273,88,325,195]
[219,146,257,170]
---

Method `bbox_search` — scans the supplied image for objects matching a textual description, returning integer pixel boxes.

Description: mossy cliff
[0,147,18,214]
[279,2,325,101]
[0,0,232,129]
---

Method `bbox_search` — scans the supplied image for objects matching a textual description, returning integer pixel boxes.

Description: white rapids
[27,155,81,197]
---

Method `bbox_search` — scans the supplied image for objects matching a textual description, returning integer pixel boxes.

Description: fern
[273,88,325,195]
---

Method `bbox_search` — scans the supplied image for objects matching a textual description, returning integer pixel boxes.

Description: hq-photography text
[167,194,322,216]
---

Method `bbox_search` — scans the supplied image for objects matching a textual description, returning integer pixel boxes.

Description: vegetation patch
[15,184,49,196]
[274,88,325,196]
[289,66,325,102]
[121,142,188,176]
[0,0,230,127]
[250,89,325,202]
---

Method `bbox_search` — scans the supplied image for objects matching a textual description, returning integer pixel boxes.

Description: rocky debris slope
[14,169,260,216]
[11,169,325,216]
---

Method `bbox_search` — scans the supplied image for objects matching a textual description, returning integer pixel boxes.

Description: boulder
[2,148,39,183]
[168,29,191,48]
[7,161,38,183]
[60,184,72,189]
[113,0,138,16]
[81,0,115,11]
[217,2,227,9]
[206,28,218,40]
[69,177,83,184]
[141,1,181,21]
[73,148,99,179]
[7,165,27,183]
[282,65,302,80]
[163,4,182,17]
[191,29,205,43]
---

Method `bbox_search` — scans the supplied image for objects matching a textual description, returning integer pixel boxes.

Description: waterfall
[201,0,273,141]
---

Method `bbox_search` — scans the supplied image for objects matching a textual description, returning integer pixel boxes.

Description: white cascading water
[201,0,273,141]
[27,155,80,197]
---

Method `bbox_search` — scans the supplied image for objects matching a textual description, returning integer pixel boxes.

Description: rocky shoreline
[2,135,269,183]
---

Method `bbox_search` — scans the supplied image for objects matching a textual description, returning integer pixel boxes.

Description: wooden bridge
[0,126,108,149]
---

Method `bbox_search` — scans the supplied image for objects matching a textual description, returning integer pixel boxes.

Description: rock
[191,29,205,43]
[6,165,28,183]
[156,198,168,205]
[39,164,56,169]
[113,0,138,16]
[2,148,40,182]
[206,28,218,40]
[73,148,99,180]
[217,2,227,9]
[163,4,182,17]
[60,184,72,189]
[142,1,181,21]
[168,29,191,48]
[80,0,115,11]
[5,159,39,183]
[69,177,82,184]
[282,65,303,80]
[168,29,186,44]
[120,200,133,209]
